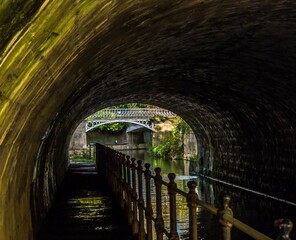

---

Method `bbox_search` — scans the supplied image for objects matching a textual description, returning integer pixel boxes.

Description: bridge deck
[87,108,176,120]
[38,163,134,240]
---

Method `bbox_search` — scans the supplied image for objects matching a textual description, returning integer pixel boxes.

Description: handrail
[149,171,272,240]
[95,143,293,240]
[87,108,176,120]
[223,214,272,240]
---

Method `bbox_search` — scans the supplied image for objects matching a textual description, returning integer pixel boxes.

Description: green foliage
[189,154,199,161]
[151,116,170,123]
[70,157,95,163]
[97,122,126,132]
[113,103,149,108]
[69,149,95,163]
[151,118,191,160]
[152,136,172,158]
[175,117,191,135]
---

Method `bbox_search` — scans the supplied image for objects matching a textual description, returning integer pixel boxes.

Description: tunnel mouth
[67,103,199,166]
[31,83,296,236]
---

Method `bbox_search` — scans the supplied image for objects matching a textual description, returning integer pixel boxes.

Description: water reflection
[121,150,296,240]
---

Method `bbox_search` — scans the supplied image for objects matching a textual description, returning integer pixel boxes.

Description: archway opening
[67,103,200,171]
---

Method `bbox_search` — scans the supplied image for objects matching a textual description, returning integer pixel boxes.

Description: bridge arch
[86,119,155,132]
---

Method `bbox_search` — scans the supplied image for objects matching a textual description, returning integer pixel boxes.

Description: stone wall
[183,132,198,160]
[69,121,87,150]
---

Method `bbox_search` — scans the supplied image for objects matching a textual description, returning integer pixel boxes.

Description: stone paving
[38,163,134,240]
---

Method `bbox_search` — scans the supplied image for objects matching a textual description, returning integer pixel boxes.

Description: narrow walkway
[38,162,133,240]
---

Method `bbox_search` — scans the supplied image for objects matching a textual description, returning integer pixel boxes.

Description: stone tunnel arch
[0,1,296,240]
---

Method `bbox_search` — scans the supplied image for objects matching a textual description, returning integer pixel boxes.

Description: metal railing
[86,119,154,132]
[87,108,176,120]
[95,143,294,240]
[85,108,176,132]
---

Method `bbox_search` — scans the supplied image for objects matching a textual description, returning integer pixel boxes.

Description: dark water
[121,149,296,240]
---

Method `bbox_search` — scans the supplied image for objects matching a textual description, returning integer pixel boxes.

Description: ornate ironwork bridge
[85,108,176,132]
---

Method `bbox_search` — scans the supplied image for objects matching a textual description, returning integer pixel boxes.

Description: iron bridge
[85,108,176,132]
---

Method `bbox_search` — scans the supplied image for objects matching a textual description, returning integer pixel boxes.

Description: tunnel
[0,0,296,239]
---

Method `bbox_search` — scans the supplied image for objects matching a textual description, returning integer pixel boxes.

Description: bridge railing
[87,108,176,120]
[95,143,293,240]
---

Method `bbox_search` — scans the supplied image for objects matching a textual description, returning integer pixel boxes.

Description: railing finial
[137,159,143,166]
[187,181,198,240]
[168,173,176,182]
[155,167,162,176]
[274,218,293,240]
[144,163,150,171]
[218,193,233,240]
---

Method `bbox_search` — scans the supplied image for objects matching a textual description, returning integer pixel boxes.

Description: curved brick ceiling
[0,1,296,239]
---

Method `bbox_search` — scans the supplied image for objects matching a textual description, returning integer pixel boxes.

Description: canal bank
[69,119,198,162]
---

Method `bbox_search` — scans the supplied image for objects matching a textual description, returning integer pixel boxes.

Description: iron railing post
[154,167,164,240]
[218,194,233,240]
[131,158,139,236]
[117,154,122,206]
[119,156,126,209]
[123,155,127,187]
[126,156,133,225]
[95,143,100,172]
[137,160,146,240]
[168,173,179,240]
[114,152,121,197]
[144,163,153,240]
[106,149,112,188]
[274,218,293,240]
[124,156,129,205]
[187,181,198,240]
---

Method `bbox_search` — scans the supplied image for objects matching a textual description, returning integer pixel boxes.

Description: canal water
[121,149,296,240]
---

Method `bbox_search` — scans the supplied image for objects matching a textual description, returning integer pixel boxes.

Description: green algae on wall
[0,0,45,56]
